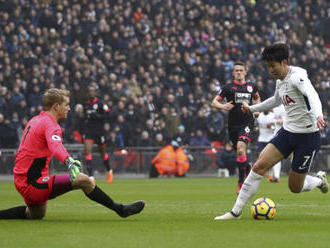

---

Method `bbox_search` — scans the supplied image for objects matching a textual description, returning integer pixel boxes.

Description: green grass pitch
[1,176,330,248]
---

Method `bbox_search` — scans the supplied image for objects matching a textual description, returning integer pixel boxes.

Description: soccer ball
[251,197,276,220]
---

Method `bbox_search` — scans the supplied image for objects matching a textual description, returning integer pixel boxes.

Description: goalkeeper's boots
[316,171,329,193]
[116,200,145,218]
[107,169,113,184]
[214,211,241,220]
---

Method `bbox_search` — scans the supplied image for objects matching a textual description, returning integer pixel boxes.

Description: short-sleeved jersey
[14,111,70,178]
[84,97,110,131]
[217,80,258,127]
[257,112,276,142]
[275,66,322,133]
[250,66,323,133]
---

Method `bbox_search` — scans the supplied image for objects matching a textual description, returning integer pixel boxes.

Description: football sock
[238,165,245,183]
[103,153,111,171]
[273,162,281,179]
[85,154,93,176]
[237,155,248,183]
[245,162,251,178]
[232,170,263,215]
[0,205,26,219]
[301,175,322,192]
[86,186,121,212]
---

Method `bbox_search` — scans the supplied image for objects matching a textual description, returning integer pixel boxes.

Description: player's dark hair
[261,43,289,63]
[234,61,245,67]
[43,88,70,110]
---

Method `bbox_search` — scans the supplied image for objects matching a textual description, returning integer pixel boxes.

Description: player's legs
[84,140,94,178]
[72,173,145,217]
[253,143,284,175]
[235,125,256,193]
[288,131,326,193]
[272,161,281,182]
[26,205,47,219]
[0,174,66,220]
[98,143,113,184]
[236,141,249,193]
[215,143,283,220]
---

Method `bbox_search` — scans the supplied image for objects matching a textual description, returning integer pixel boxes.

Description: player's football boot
[214,211,241,220]
[237,182,243,195]
[107,169,113,184]
[267,175,273,182]
[269,177,280,183]
[116,200,145,218]
[316,171,329,193]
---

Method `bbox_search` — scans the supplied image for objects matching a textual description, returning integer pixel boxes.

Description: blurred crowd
[0,0,329,149]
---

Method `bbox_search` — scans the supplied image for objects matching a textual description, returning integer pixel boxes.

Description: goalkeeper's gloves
[65,157,81,182]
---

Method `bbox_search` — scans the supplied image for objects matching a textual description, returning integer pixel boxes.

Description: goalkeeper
[0,88,145,220]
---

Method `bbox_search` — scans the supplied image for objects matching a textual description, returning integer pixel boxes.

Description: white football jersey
[272,104,285,134]
[257,112,276,142]
[250,66,323,133]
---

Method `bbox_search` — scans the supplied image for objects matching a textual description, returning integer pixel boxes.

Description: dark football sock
[0,205,26,219]
[86,186,121,212]
[238,164,245,183]
[103,159,110,171]
[85,159,93,176]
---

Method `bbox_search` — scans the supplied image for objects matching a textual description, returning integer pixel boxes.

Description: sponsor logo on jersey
[281,95,295,106]
[235,92,251,103]
[52,135,61,141]
[247,85,253,93]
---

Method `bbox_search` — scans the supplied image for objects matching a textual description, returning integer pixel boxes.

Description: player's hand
[65,157,82,182]
[223,101,234,111]
[241,102,251,113]
[316,116,326,130]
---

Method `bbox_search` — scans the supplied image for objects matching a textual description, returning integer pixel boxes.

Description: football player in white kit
[215,43,328,220]
[267,105,287,182]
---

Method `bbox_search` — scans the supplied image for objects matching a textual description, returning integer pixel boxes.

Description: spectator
[189,130,211,147]
[0,0,328,147]
[0,113,18,148]
[216,142,237,176]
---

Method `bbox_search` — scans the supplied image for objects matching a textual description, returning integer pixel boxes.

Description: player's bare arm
[211,95,234,111]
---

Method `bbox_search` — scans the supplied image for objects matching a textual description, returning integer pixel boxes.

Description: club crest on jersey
[52,135,61,141]
[42,176,50,182]
[281,95,295,106]
[247,85,253,93]
[93,104,98,110]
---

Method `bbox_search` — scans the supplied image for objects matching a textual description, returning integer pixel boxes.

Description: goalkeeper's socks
[0,205,26,219]
[86,186,121,212]
[232,170,263,215]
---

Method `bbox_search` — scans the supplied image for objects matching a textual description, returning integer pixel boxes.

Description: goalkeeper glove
[65,157,81,182]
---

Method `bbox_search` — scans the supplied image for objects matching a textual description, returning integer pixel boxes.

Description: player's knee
[288,184,302,193]
[252,162,267,176]
[27,208,46,220]
[75,173,95,189]
[236,147,246,157]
